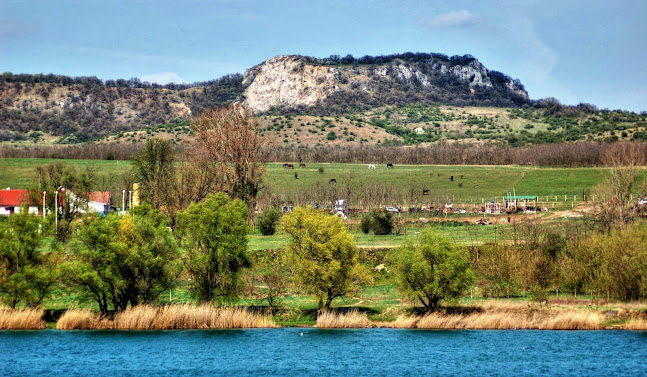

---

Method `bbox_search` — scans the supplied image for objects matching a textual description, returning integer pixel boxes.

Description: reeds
[316,310,373,329]
[0,307,46,330]
[386,306,606,330]
[56,305,276,330]
[623,318,647,330]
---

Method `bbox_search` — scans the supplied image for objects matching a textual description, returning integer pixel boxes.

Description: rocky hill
[0,52,529,142]
[242,54,528,113]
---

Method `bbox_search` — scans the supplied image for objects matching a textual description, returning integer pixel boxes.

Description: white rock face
[243,55,343,113]
[242,55,528,113]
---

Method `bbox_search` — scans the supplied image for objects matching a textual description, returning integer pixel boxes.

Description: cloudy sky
[1,0,645,112]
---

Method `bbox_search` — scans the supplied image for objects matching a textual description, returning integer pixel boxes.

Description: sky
[1,0,645,112]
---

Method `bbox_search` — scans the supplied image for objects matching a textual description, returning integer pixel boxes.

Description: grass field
[1,158,623,202]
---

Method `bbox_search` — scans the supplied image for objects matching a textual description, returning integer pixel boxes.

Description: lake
[2,328,646,376]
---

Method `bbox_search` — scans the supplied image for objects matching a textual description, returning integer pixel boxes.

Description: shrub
[257,208,281,236]
[371,210,393,235]
[360,215,372,234]
[327,131,337,140]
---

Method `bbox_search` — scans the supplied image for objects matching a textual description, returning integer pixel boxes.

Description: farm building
[85,191,112,215]
[0,188,40,216]
[485,202,501,214]
[504,195,539,212]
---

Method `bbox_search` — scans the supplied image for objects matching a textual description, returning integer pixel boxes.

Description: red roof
[88,191,111,204]
[0,189,32,206]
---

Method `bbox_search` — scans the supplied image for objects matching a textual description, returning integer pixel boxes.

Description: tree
[131,138,176,210]
[0,210,59,308]
[64,206,181,315]
[475,243,522,298]
[189,105,265,219]
[35,162,95,238]
[392,230,474,311]
[176,193,250,303]
[280,206,370,311]
[594,142,647,231]
[570,223,647,301]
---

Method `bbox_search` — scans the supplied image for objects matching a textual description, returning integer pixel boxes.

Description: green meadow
[0,158,620,201]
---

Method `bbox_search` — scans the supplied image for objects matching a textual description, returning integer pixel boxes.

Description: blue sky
[1,0,645,112]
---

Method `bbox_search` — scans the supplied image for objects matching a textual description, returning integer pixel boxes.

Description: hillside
[2,53,646,149]
[1,53,527,142]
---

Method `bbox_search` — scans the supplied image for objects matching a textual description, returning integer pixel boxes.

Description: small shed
[485,202,501,214]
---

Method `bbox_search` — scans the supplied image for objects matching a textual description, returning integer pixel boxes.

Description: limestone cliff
[242,54,528,113]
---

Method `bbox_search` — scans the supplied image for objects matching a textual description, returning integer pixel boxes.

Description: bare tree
[594,142,647,231]
[189,105,265,219]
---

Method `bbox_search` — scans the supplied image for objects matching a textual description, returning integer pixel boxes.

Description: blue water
[2,329,647,376]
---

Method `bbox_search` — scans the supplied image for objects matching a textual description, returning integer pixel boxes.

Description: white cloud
[421,10,477,28]
[140,72,187,85]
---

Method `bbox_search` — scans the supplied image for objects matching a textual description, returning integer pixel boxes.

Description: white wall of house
[0,205,39,215]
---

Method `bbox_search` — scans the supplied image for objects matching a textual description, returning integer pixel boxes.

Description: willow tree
[176,193,250,303]
[392,230,474,311]
[280,206,370,311]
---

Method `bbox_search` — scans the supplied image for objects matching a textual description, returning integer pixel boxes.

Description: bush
[360,215,372,234]
[327,131,337,140]
[371,210,393,235]
[257,208,281,236]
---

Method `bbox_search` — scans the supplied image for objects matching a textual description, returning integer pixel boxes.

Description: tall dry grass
[0,307,46,330]
[57,309,111,330]
[57,305,276,330]
[623,319,647,330]
[388,305,607,330]
[316,310,373,329]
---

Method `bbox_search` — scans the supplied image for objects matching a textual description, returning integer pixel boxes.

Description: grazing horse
[423,189,430,195]
[386,163,394,168]
[368,164,376,169]
[299,163,306,168]
[329,178,337,184]
[287,164,294,169]
[282,163,289,168]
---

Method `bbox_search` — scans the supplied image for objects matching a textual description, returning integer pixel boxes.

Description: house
[86,191,112,215]
[0,188,40,216]
[413,127,425,135]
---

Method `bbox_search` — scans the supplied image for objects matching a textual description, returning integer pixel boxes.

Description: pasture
[0,158,624,204]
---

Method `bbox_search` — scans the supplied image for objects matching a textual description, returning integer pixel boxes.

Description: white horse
[368,164,376,169]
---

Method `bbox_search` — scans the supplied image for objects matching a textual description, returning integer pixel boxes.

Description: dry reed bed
[0,307,46,329]
[381,304,610,330]
[316,310,373,329]
[57,305,276,330]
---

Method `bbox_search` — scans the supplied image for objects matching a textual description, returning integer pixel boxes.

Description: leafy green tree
[392,230,475,311]
[257,207,281,236]
[327,131,337,140]
[0,210,59,308]
[280,206,370,311]
[176,193,250,303]
[64,206,181,314]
